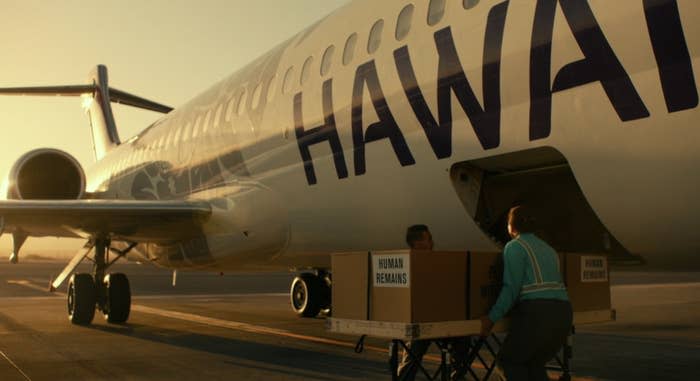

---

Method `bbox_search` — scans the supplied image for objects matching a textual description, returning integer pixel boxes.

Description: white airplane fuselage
[82,0,700,269]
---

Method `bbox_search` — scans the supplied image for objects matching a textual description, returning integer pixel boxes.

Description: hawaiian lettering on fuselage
[294,0,698,186]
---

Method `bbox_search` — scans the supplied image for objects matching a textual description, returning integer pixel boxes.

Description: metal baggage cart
[327,309,615,381]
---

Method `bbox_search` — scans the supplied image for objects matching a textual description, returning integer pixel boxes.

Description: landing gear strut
[64,239,134,325]
[290,269,331,318]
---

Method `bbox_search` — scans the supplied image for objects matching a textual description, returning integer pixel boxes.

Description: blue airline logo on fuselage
[294,0,697,186]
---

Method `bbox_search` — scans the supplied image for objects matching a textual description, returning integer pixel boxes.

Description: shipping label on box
[372,253,410,288]
[580,255,608,282]
[565,253,611,312]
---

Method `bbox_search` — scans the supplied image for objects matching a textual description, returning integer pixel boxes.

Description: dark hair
[406,224,430,247]
[508,205,536,234]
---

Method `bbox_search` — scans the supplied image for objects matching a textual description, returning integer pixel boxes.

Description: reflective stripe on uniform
[521,282,566,294]
[515,237,565,297]
[514,238,543,284]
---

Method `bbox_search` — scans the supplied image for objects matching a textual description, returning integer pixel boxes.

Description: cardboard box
[371,250,467,322]
[331,250,611,323]
[467,252,503,319]
[331,251,370,320]
[563,253,611,312]
[331,250,503,322]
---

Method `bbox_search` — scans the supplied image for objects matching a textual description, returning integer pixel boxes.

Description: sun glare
[80,94,94,111]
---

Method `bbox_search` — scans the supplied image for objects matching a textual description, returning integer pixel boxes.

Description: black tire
[290,273,322,317]
[103,273,131,323]
[68,273,96,325]
[319,273,332,314]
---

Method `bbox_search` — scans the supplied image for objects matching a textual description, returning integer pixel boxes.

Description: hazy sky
[0,0,350,256]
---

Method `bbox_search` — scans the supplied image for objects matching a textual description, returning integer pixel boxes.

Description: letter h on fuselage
[294,79,349,185]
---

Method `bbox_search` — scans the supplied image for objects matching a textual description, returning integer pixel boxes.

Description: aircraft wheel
[290,273,323,317]
[68,273,96,325]
[103,273,131,323]
[319,272,332,315]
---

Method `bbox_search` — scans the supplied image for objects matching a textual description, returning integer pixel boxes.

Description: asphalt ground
[0,261,697,381]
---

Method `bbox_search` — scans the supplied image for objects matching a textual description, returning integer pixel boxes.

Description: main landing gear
[61,239,135,325]
[290,269,331,318]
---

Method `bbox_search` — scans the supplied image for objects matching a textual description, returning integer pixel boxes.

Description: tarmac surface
[0,261,698,381]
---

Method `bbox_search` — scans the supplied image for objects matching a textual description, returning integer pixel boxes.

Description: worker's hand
[479,316,494,337]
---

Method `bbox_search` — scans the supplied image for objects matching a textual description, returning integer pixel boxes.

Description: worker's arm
[487,241,527,323]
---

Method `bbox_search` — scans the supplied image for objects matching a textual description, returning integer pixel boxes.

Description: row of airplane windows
[261,0,479,110]
[217,0,480,121]
[127,0,480,168]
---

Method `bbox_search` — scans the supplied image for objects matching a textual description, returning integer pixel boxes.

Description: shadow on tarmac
[88,322,386,380]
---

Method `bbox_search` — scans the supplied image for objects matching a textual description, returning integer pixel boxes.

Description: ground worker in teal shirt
[480,205,573,381]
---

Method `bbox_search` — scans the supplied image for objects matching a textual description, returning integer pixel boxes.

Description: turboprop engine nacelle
[3,148,85,200]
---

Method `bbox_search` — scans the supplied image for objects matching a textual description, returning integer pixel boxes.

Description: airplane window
[343,33,358,65]
[251,83,263,109]
[282,66,295,94]
[266,75,277,102]
[213,103,223,131]
[428,0,446,26]
[180,122,190,142]
[396,4,414,41]
[301,56,314,85]
[321,45,335,76]
[202,110,212,134]
[463,0,479,9]
[225,95,237,122]
[173,125,181,144]
[367,19,384,54]
[237,89,248,115]
[192,115,202,139]
[164,128,173,148]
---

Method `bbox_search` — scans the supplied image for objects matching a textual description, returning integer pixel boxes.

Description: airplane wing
[0,199,212,242]
[0,84,173,113]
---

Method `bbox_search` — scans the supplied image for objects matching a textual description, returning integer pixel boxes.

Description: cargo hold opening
[450,147,630,257]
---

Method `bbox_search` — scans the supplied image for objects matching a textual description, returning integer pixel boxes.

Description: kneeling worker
[480,205,573,381]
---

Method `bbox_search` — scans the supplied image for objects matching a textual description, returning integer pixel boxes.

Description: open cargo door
[450,147,632,258]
